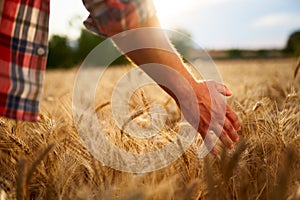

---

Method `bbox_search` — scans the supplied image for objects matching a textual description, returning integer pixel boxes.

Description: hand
[109,15,241,153]
[179,80,241,154]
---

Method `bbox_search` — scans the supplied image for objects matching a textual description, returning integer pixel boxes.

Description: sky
[49,0,300,50]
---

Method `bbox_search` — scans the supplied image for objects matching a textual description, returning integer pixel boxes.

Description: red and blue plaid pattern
[0,0,50,121]
[83,0,156,37]
[0,0,155,121]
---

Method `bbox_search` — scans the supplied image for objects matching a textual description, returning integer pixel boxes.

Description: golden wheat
[0,58,299,199]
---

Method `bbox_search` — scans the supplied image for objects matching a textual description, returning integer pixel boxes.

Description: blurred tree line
[47,29,192,69]
[226,30,300,59]
[47,28,300,68]
[284,30,300,57]
[46,28,192,68]
[47,29,130,68]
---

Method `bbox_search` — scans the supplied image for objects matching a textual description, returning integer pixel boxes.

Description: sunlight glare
[153,0,197,28]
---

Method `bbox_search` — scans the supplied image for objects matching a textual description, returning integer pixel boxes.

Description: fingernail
[212,149,217,156]
[234,136,239,142]
[210,147,217,155]
[236,124,241,131]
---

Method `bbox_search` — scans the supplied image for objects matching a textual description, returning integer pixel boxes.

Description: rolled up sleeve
[0,0,50,121]
[82,0,156,37]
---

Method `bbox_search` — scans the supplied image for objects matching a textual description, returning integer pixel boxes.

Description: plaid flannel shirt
[0,0,155,121]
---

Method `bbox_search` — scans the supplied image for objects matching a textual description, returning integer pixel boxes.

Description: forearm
[112,14,241,151]
[112,15,196,98]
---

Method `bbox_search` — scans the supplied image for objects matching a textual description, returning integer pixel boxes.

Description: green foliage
[227,49,242,58]
[74,29,105,64]
[47,35,75,68]
[46,28,300,68]
[284,30,300,57]
[47,28,197,69]
[255,49,267,58]
[47,29,130,69]
[169,28,193,58]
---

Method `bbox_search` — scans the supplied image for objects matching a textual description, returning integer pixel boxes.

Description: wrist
[160,67,197,106]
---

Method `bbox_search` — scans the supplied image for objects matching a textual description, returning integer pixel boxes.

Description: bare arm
[112,15,241,152]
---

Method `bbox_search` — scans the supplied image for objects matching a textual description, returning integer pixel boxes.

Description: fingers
[223,117,239,142]
[220,132,234,149]
[214,82,232,96]
[202,132,217,155]
[212,81,241,131]
[210,112,239,149]
[226,104,241,131]
[211,123,234,149]
[216,106,240,148]
[195,80,241,153]
[200,119,238,152]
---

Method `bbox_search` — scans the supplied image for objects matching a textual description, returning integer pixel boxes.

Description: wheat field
[0,58,299,200]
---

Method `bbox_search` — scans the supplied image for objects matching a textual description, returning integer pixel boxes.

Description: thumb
[215,82,232,96]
